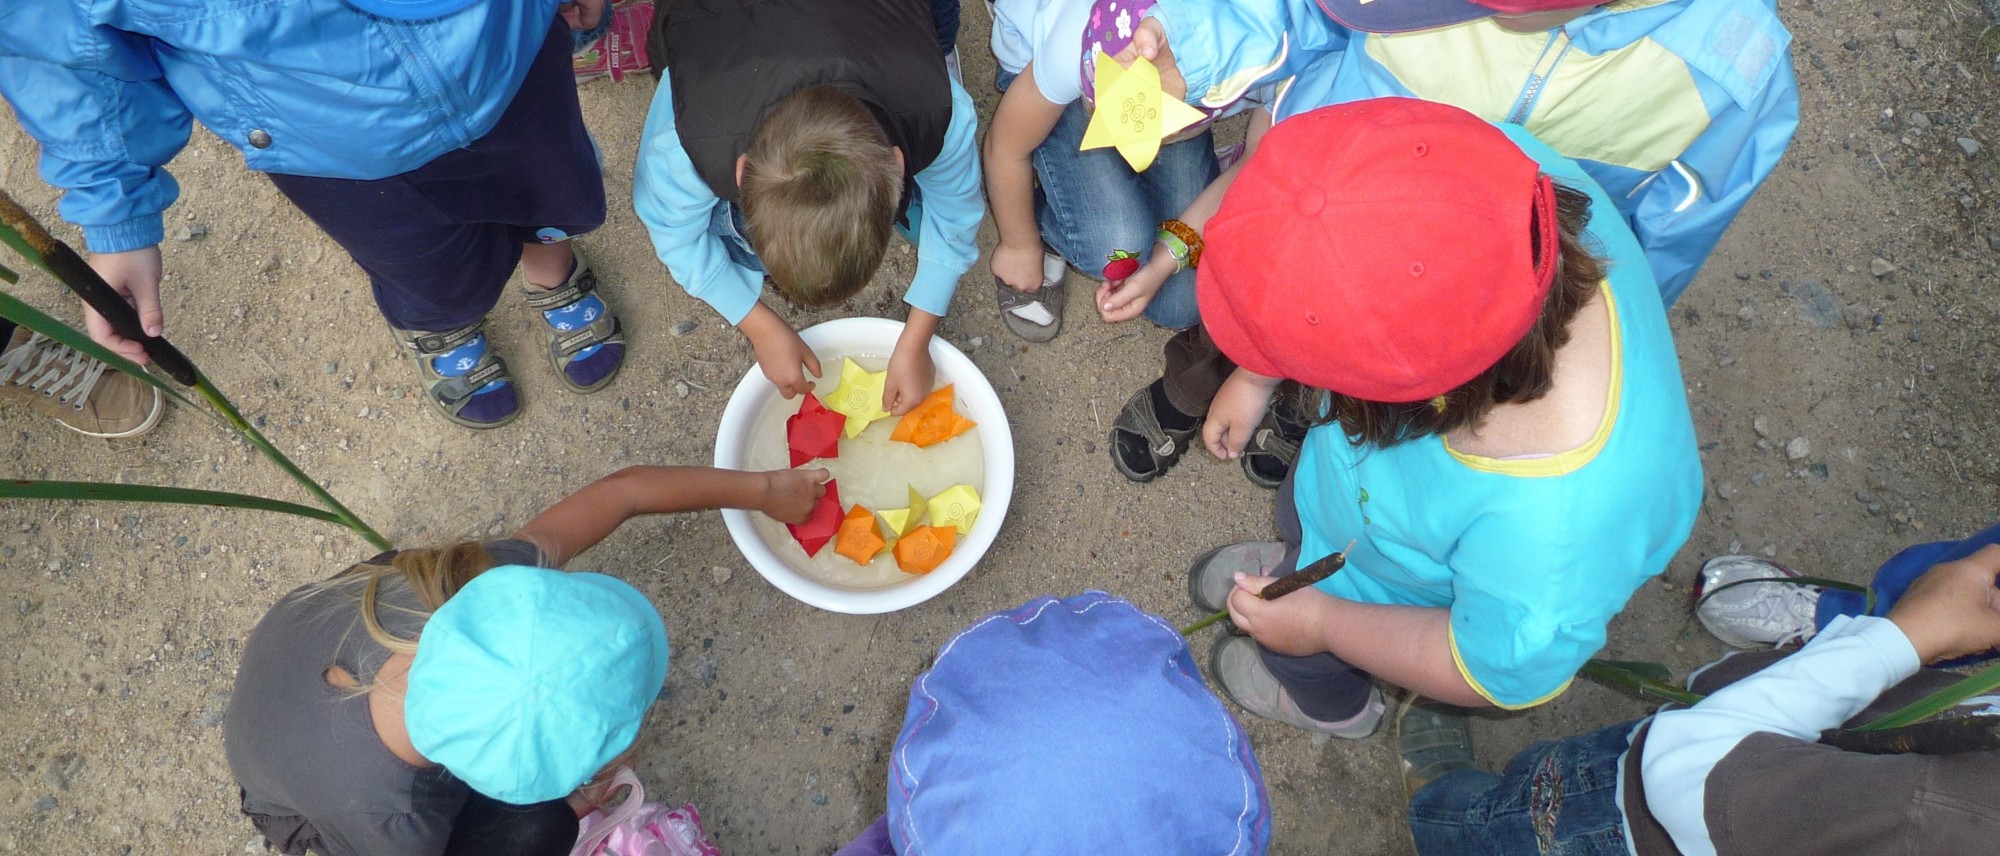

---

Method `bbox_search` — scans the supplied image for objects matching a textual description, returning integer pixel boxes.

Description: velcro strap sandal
[995,253,1068,343]
[392,321,520,429]
[1108,386,1201,483]
[1240,407,1303,490]
[523,252,626,393]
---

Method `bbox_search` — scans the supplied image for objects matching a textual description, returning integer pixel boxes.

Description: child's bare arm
[985,62,1068,291]
[740,302,822,399]
[884,309,941,415]
[516,465,831,566]
[1227,580,1491,707]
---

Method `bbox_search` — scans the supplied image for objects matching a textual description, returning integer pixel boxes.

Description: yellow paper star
[876,486,926,538]
[926,484,982,536]
[825,358,890,438]
[1080,50,1208,171]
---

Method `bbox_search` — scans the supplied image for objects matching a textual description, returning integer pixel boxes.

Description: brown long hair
[1299,180,1605,447]
[742,86,902,307]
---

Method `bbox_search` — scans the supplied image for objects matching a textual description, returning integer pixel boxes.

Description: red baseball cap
[1314,0,1599,34]
[1196,97,1558,403]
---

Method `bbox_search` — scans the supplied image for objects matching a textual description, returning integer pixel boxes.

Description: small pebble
[1750,471,1768,487]
[31,796,56,815]
[672,320,699,337]
[1733,266,1752,281]
[1869,257,1897,277]
[808,793,829,807]
[1893,28,1920,49]
[1716,482,1737,500]
[1958,137,1983,158]
[674,380,690,398]
[1752,415,1770,437]
[967,336,985,350]
[322,361,338,374]
[1760,544,1778,558]
[1736,305,1754,320]
[1785,437,1811,460]
[710,566,733,585]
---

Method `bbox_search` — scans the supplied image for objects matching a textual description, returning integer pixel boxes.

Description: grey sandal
[1108,386,1201,483]
[522,252,626,394]
[996,253,1068,343]
[1396,694,1476,793]
[392,322,520,429]
[1240,405,1303,489]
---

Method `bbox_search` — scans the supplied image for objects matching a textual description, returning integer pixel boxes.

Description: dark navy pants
[268,20,605,333]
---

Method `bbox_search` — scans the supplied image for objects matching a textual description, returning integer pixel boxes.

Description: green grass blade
[1858,660,2000,731]
[185,379,391,550]
[0,217,46,271]
[0,289,198,411]
[1,478,347,525]
[1582,658,1706,706]
[0,260,17,284]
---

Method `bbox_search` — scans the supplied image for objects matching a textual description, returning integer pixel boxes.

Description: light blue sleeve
[1147,0,1348,110]
[1640,616,1919,856]
[1632,25,1798,303]
[0,12,193,254]
[904,76,984,318]
[631,68,766,326]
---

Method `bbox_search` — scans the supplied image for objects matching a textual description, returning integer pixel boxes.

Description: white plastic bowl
[713,318,1014,614]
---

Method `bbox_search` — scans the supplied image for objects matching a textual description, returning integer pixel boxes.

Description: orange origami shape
[834,504,888,566]
[893,525,957,575]
[890,385,977,448]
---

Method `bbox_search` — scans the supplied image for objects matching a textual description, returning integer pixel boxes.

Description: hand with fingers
[83,247,164,365]
[1204,367,1281,460]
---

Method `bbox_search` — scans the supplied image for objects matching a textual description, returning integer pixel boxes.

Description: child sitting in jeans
[634,0,982,415]
[983,0,1274,342]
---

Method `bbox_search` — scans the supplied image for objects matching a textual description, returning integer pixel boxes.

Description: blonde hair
[741,86,902,307]
[319,542,501,655]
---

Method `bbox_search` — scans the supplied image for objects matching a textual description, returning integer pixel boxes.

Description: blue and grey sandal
[393,321,520,429]
[523,250,625,393]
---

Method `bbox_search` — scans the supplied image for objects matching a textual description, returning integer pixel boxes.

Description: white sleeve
[1639,615,1921,856]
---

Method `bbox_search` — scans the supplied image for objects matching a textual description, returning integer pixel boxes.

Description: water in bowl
[742,354,985,590]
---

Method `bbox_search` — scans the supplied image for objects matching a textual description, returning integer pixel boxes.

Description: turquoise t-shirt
[1290,124,1702,709]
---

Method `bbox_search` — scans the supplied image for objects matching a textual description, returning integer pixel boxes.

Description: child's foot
[522,250,625,393]
[1109,379,1201,482]
[1239,398,1307,489]
[1209,636,1384,738]
[393,321,520,429]
[0,327,163,438]
[1188,541,1288,614]
[1694,555,1821,648]
[1396,694,1474,795]
[995,253,1066,343]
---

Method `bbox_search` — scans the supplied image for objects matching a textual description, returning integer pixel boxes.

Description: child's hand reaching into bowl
[762,467,832,524]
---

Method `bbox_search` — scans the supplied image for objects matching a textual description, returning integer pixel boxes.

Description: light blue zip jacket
[0,0,564,255]
[1150,0,1798,303]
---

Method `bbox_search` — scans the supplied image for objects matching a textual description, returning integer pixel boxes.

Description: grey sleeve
[1707,732,2000,856]
[483,539,551,569]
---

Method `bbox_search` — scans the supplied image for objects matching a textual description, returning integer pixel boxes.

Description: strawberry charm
[1102,249,1140,281]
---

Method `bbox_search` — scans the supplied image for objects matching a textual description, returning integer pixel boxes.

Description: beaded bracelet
[1157,219,1204,271]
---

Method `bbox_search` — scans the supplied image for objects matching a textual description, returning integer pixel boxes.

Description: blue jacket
[1150,0,1798,303]
[0,0,564,254]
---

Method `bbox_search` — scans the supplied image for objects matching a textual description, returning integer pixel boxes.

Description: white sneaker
[1694,555,1821,648]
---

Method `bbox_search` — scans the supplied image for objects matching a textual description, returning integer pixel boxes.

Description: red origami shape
[787,479,843,557]
[787,393,845,467]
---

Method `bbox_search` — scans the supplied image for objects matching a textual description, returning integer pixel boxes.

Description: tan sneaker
[0,328,164,438]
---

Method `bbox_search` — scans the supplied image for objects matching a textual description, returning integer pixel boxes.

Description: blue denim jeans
[1407,721,1635,856]
[995,68,1218,330]
[707,201,767,274]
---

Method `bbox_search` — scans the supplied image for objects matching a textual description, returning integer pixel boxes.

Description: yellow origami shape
[891,385,977,448]
[876,486,927,538]
[1080,50,1207,171]
[834,505,888,566]
[926,484,981,536]
[825,358,891,438]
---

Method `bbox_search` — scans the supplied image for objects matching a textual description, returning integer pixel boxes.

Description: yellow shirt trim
[1448,623,1575,711]
[1444,281,1622,478]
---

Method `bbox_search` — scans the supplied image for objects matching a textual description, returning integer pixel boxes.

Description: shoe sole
[1187,544,1236,613]
[60,387,165,439]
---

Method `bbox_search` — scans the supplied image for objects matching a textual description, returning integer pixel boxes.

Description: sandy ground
[4,2,2000,854]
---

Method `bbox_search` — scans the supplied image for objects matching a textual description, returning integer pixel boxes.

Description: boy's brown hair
[741,86,903,306]
[1298,181,1606,447]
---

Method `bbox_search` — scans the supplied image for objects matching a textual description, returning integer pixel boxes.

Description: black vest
[650,0,950,206]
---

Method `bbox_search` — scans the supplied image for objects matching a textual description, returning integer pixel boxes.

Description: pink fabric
[571,769,723,856]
